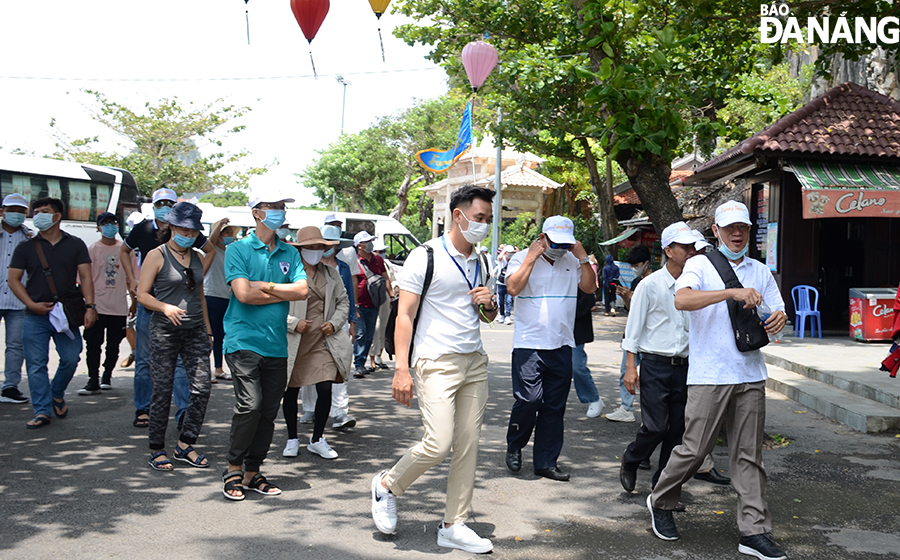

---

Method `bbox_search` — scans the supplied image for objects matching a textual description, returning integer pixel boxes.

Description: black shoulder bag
[33,238,86,330]
[705,250,768,352]
[384,245,434,365]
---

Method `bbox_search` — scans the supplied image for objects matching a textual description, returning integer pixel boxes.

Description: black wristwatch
[85,304,96,310]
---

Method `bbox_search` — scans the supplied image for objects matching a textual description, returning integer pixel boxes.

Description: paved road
[1,314,899,559]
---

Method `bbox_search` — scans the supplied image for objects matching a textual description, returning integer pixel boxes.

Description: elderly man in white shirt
[503,216,597,482]
[370,185,497,554]
[647,202,787,560]
[619,222,700,494]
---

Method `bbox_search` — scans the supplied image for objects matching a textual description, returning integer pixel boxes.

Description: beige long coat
[286,262,352,386]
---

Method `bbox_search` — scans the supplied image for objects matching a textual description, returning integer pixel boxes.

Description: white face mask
[458,210,489,244]
[301,248,324,265]
[633,262,649,276]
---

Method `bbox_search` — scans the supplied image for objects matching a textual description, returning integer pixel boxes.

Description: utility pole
[336,75,350,133]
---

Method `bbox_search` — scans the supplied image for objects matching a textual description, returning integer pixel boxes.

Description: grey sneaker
[606,405,636,423]
[332,414,357,429]
[0,387,29,404]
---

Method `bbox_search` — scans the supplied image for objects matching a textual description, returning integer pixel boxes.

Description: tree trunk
[618,152,683,233]
[417,191,432,227]
[389,172,425,221]
[579,137,617,241]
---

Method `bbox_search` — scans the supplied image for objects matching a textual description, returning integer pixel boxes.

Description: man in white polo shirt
[647,202,787,560]
[503,215,597,482]
[370,184,497,554]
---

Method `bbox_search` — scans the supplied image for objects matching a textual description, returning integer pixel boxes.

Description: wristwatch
[268,281,275,293]
[578,256,590,265]
[85,304,96,310]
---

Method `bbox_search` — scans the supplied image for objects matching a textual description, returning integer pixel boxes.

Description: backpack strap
[408,244,434,367]
[705,249,743,289]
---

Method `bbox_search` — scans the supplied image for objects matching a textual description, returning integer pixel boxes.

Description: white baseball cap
[692,229,712,251]
[715,201,751,227]
[151,188,177,204]
[126,211,145,229]
[542,215,577,245]
[353,231,376,246]
[249,190,295,209]
[2,193,28,208]
[661,221,696,248]
[372,239,387,252]
[323,213,343,225]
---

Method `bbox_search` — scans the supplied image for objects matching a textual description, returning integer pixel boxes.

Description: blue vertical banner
[415,102,473,173]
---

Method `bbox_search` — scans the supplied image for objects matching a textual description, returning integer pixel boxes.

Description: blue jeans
[0,309,25,391]
[353,306,380,370]
[619,350,641,411]
[572,344,600,404]
[497,284,509,317]
[23,313,83,418]
[134,303,189,420]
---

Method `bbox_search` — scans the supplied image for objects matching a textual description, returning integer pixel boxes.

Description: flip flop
[52,398,68,418]
[26,416,51,429]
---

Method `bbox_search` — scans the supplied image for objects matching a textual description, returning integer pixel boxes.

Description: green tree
[199,190,249,207]
[49,90,266,196]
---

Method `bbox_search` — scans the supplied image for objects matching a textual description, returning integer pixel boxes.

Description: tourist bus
[0,154,142,245]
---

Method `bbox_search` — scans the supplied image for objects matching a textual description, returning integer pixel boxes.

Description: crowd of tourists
[0,185,787,559]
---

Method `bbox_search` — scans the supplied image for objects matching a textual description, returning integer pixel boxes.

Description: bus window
[384,233,419,263]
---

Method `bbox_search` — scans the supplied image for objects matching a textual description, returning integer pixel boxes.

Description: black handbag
[33,238,86,330]
[705,250,769,352]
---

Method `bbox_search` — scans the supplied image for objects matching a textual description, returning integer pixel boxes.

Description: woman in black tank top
[136,202,213,472]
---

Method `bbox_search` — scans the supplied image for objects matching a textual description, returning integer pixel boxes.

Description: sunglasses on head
[183,267,196,290]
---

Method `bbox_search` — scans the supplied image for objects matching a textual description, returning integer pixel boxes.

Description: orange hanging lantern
[367,0,392,61]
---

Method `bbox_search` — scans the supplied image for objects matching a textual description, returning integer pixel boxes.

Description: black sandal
[223,470,245,501]
[246,473,282,496]
[133,410,149,428]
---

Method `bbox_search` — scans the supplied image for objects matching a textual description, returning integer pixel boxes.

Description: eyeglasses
[548,241,573,250]
[257,203,286,211]
[154,200,174,208]
[183,267,196,290]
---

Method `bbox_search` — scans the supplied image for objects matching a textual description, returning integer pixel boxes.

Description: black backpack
[385,245,434,364]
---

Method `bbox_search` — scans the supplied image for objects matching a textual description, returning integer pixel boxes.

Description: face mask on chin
[458,210,489,244]
[716,230,748,260]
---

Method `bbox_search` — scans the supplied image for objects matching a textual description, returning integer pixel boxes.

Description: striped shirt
[0,225,33,310]
[507,249,580,350]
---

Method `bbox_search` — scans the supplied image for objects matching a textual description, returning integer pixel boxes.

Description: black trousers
[506,347,573,470]
[82,314,126,383]
[622,358,688,485]
[225,350,287,473]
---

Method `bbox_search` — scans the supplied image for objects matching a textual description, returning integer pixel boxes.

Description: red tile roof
[695,82,900,175]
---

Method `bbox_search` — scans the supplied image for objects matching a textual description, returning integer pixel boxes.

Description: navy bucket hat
[164,201,203,230]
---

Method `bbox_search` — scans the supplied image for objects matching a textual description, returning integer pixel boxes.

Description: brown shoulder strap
[32,237,60,300]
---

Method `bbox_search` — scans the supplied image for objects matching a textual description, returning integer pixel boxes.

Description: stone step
[766,366,900,433]
[762,344,900,411]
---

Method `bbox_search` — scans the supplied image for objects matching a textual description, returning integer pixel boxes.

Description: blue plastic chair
[791,285,822,339]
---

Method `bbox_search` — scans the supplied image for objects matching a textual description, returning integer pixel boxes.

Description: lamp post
[336,75,350,133]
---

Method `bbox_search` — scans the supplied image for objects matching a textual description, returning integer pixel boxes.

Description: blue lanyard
[441,235,480,291]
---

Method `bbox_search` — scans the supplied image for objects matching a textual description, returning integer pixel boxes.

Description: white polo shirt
[399,236,488,363]
[674,253,785,385]
[507,249,580,350]
[621,266,689,358]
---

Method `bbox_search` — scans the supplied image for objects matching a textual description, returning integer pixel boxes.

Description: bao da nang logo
[760,3,900,44]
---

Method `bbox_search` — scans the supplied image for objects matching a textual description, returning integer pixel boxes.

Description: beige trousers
[651,381,771,536]
[384,351,489,524]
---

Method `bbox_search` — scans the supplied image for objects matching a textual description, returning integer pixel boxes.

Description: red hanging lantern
[461,40,499,93]
[290,0,330,77]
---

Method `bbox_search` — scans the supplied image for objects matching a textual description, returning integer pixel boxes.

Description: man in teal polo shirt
[221,189,308,501]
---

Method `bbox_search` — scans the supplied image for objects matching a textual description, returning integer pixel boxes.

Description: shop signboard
[802,188,900,219]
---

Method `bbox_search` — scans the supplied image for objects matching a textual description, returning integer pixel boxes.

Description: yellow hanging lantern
[368,0,391,19]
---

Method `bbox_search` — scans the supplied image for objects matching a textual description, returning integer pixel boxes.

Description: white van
[191,206,421,266]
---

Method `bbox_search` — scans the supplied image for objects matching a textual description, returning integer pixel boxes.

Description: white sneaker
[283,438,300,457]
[586,399,604,418]
[332,413,357,429]
[371,471,398,534]
[504,316,513,325]
[606,405,636,423]
[299,411,315,424]
[308,437,338,459]
[437,522,493,554]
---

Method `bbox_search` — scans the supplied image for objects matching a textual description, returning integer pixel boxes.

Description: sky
[0,0,450,206]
